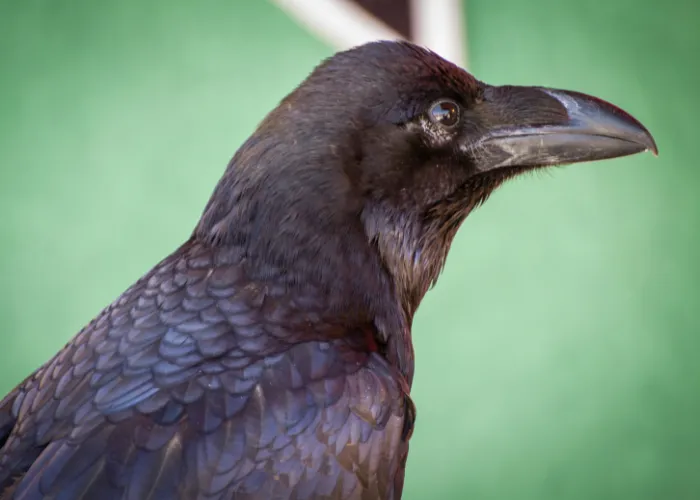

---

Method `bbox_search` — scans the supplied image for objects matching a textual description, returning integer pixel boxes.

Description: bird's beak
[470,85,658,172]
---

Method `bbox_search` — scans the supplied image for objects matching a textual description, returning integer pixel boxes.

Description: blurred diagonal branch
[271,0,468,68]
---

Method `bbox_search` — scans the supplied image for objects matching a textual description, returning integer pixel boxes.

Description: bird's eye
[428,100,460,128]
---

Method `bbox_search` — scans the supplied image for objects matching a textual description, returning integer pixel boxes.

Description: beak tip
[649,140,659,157]
[642,132,658,156]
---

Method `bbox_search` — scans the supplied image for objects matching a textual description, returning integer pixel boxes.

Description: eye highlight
[428,100,460,128]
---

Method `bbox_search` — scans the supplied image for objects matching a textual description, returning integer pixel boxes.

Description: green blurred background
[0,0,698,498]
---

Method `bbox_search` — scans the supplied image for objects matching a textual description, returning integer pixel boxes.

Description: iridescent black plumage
[0,41,655,499]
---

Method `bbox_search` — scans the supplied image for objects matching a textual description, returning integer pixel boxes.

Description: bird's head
[196,41,656,319]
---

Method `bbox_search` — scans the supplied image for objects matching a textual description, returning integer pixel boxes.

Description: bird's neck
[362,203,463,316]
[192,140,427,383]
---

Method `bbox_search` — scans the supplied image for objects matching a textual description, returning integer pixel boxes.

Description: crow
[0,40,656,499]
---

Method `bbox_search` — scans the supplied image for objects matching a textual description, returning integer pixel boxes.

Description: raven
[0,41,656,499]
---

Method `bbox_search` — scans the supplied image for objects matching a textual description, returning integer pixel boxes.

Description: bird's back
[0,239,414,499]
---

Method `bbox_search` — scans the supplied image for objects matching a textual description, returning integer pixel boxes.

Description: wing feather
[0,241,412,499]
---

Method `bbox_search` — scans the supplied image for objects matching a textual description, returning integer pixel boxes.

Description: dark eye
[428,100,460,128]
